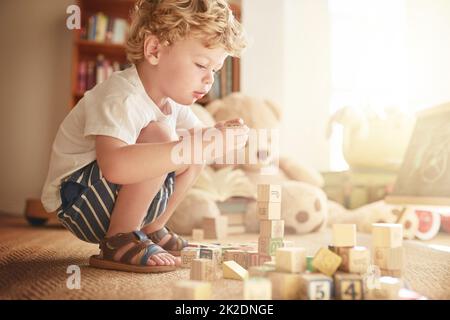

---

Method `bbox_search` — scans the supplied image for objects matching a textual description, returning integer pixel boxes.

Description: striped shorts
[56,161,175,244]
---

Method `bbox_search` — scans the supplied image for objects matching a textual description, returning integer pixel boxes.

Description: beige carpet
[1,213,449,300]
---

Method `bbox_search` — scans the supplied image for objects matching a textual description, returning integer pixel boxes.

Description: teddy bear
[168,93,331,235]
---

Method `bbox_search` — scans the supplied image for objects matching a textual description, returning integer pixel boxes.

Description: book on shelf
[83,12,129,44]
[78,55,127,93]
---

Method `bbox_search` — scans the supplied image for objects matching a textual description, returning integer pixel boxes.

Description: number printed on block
[334,273,364,300]
[257,184,282,203]
[299,274,333,300]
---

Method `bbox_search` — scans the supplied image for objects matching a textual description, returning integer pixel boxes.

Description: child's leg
[140,162,205,244]
[103,121,178,266]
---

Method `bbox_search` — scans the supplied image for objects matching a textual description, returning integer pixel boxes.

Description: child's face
[157,37,229,105]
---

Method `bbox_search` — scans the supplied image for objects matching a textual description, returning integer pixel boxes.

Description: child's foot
[98,231,179,266]
[145,227,188,256]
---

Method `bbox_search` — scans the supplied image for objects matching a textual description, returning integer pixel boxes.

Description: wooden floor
[1,213,450,300]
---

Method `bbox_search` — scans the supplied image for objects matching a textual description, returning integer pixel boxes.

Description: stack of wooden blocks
[174,183,422,300]
[257,184,284,261]
[372,223,404,277]
[327,224,370,299]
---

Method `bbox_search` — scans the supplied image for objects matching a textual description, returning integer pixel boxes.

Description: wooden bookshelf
[70,0,241,107]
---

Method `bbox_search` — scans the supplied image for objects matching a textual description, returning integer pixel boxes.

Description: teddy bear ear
[264,99,282,121]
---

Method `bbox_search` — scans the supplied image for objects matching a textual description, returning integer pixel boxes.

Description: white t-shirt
[41,65,202,213]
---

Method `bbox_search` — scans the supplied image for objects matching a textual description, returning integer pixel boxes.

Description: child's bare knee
[137,121,174,143]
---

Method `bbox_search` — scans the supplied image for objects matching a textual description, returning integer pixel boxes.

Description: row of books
[81,12,129,44]
[77,55,129,92]
[208,56,234,100]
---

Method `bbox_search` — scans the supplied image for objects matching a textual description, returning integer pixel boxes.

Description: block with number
[312,247,342,277]
[257,202,281,220]
[257,184,282,202]
[190,258,216,281]
[373,246,403,270]
[202,216,228,239]
[275,247,306,273]
[269,272,302,300]
[173,280,212,300]
[192,229,204,241]
[332,224,357,247]
[298,273,333,300]
[260,220,284,238]
[244,278,272,300]
[334,273,365,300]
[181,247,200,268]
[223,260,249,280]
[258,237,283,257]
[372,223,403,248]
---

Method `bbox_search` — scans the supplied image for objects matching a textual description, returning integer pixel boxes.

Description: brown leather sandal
[89,230,176,273]
[146,227,188,257]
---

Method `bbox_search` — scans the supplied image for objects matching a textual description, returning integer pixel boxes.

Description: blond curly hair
[126,0,247,64]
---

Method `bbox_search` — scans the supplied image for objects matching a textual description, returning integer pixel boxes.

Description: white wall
[241,0,331,171]
[0,0,72,215]
[406,0,450,110]
[241,0,450,172]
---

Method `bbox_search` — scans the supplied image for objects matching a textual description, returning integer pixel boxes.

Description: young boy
[41,0,248,273]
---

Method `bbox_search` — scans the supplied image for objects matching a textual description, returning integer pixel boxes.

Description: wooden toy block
[260,219,284,238]
[275,247,306,273]
[199,247,223,266]
[269,272,302,300]
[372,223,403,248]
[257,201,281,220]
[306,256,316,272]
[312,247,342,277]
[258,237,283,257]
[223,250,247,268]
[246,251,260,268]
[373,246,403,270]
[190,258,216,281]
[181,247,200,268]
[244,278,272,300]
[299,273,333,300]
[334,272,365,300]
[223,260,249,280]
[202,216,228,239]
[248,265,276,278]
[332,224,357,247]
[192,229,204,241]
[332,246,370,274]
[257,184,282,203]
[366,276,403,300]
[173,280,212,300]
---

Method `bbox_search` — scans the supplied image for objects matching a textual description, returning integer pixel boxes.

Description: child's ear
[144,34,161,65]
